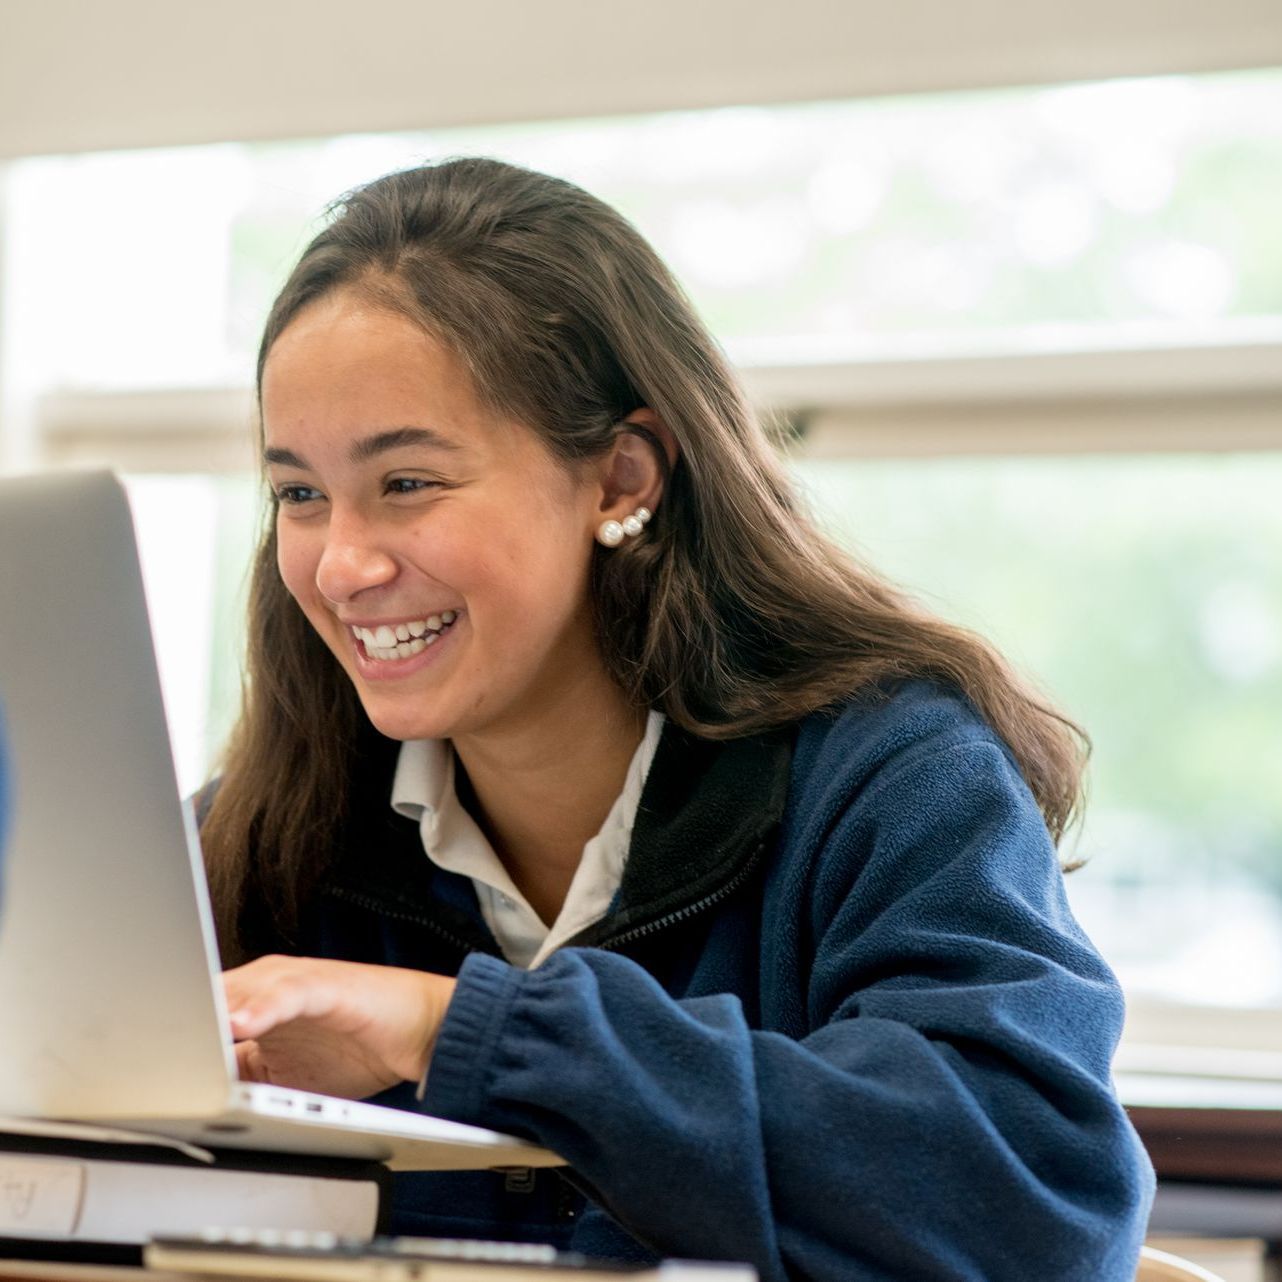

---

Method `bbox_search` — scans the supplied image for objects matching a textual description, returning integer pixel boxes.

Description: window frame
[3,149,1281,1085]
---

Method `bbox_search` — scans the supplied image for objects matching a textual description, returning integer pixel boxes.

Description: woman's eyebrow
[262,426,462,470]
[263,445,307,468]
[349,426,462,463]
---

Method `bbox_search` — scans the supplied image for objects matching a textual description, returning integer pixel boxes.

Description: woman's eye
[276,484,323,505]
[386,476,440,495]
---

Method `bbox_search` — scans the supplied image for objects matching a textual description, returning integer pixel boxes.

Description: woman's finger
[224,959,328,1039]
[234,1038,265,1083]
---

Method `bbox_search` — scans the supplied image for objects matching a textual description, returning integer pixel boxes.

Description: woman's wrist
[401,971,455,1083]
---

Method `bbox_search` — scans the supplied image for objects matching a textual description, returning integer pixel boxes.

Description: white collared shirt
[390,711,665,969]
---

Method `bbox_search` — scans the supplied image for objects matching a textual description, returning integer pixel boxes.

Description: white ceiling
[2,0,1281,157]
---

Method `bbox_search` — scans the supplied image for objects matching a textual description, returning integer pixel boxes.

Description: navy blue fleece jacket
[253,681,1154,1280]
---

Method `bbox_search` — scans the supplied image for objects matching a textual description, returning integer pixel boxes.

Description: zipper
[323,884,497,958]
[594,838,768,953]
[325,832,772,958]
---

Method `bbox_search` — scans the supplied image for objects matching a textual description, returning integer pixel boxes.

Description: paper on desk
[0,1115,214,1163]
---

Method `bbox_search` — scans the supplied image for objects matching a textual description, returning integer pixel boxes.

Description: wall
[2,0,1282,157]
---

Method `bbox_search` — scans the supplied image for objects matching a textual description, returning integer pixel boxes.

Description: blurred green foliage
[204,70,1282,997]
[224,69,1282,353]
[793,454,1282,891]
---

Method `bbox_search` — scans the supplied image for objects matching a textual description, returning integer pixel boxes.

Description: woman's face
[261,290,608,746]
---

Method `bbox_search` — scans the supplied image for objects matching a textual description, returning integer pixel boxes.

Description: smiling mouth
[351,611,459,661]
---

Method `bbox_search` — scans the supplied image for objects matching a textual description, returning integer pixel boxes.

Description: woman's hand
[222,955,457,1099]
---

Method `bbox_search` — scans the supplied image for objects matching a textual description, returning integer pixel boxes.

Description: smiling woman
[260,298,637,751]
[198,157,1153,1281]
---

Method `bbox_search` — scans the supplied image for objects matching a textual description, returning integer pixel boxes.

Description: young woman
[201,157,1153,1280]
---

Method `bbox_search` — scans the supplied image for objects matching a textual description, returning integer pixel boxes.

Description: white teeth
[352,611,459,658]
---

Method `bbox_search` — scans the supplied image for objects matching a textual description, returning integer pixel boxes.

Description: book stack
[0,1120,386,1264]
[0,1122,761,1281]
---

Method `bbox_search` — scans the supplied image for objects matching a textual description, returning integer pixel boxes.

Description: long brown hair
[202,157,1087,954]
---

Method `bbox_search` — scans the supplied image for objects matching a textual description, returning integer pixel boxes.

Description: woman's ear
[623,407,679,478]
[597,408,679,520]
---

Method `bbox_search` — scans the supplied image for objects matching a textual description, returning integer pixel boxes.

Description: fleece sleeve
[422,736,1154,1282]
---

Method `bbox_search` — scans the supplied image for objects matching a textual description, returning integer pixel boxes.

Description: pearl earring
[596,506,652,548]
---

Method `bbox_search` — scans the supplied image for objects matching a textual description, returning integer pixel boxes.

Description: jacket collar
[322,718,795,956]
[573,719,794,949]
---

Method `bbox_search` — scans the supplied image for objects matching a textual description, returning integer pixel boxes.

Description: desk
[0,1266,174,1282]
[0,1263,753,1282]
[1119,1072,1282,1182]
[1119,1071,1282,1263]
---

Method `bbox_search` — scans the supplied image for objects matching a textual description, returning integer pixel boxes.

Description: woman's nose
[315,509,398,604]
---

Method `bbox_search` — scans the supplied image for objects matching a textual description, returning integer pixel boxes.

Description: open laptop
[0,469,560,1173]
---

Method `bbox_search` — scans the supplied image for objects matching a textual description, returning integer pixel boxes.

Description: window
[795,453,1282,1007]
[2,68,1279,1023]
[4,68,1279,408]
